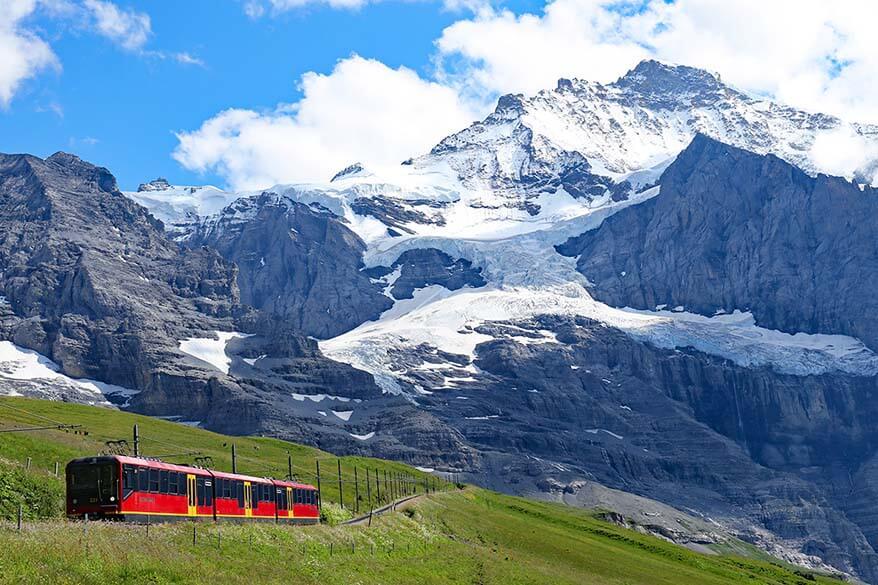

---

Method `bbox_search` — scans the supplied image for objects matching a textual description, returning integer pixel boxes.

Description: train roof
[67,455,315,488]
[210,469,274,483]
[68,455,212,476]
[272,478,318,490]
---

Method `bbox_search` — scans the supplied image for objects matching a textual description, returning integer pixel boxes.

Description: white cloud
[173,55,480,190]
[0,0,59,107]
[436,1,648,98]
[436,0,878,123]
[810,126,878,183]
[244,0,370,14]
[83,0,151,51]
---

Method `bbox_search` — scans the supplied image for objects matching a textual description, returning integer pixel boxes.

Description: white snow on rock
[332,410,354,421]
[0,341,139,406]
[178,331,251,375]
[125,182,238,239]
[350,432,375,441]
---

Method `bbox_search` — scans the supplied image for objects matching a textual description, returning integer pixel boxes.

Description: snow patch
[178,331,251,375]
[350,432,375,441]
[332,410,354,421]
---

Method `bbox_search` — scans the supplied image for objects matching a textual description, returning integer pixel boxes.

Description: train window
[236,482,245,508]
[205,480,213,506]
[223,479,231,499]
[159,470,170,494]
[137,466,148,491]
[148,468,160,492]
[122,465,136,490]
[276,489,283,510]
[196,478,205,505]
[168,472,179,495]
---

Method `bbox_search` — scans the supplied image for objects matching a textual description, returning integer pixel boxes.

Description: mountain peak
[137,177,173,192]
[612,60,741,107]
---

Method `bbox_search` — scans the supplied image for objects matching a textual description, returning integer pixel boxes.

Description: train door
[187,475,197,517]
[244,481,252,517]
[287,487,293,519]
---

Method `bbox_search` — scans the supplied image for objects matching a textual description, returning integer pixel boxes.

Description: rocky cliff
[558,134,878,350]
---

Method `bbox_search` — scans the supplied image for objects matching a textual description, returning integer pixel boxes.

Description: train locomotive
[65,455,319,523]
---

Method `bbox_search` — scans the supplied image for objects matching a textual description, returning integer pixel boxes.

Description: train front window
[67,463,117,504]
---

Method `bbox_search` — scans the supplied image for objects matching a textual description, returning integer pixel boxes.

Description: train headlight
[110,496,115,502]
[72,499,78,504]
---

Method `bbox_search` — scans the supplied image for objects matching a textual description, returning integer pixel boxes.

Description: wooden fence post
[354,467,360,514]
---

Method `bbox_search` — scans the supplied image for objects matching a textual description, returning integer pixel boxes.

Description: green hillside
[0,397,844,585]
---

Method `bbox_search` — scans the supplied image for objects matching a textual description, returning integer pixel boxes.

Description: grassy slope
[0,397,844,585]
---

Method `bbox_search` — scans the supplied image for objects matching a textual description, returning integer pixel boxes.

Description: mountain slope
[0,397,845,585]
[558,134,878,350]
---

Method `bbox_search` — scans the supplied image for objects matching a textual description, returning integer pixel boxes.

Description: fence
[0,446,452,523]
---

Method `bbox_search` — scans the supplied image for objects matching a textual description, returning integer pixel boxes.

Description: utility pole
[316,460,322,507]
[287,454,293,481]
[231,443,237,474]
[337,459,344,509]
[133,424,139,457]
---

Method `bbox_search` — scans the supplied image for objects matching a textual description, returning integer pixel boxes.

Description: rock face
[0,152,240,396]
[558,134,878,350]
[0,152,470,468]
[405,314,878,581]
[365,248,486,300]
[189,192,392,339]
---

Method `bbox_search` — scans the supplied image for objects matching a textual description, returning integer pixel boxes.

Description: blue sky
[2,1,875,192]
[0,0,487,189]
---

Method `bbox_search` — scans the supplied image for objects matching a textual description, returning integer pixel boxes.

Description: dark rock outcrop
[365,248,486,300]
[189,192,392,339]
[558,134,878,350]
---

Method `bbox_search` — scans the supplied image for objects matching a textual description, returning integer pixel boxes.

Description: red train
[65,455,319,524]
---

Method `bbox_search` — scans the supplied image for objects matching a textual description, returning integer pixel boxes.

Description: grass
[0,397,439,515]
[0,397,846,584]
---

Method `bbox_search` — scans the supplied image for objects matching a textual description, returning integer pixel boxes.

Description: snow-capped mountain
[10,60,878,581]
[418,59,878,192]
[125,178,238,239]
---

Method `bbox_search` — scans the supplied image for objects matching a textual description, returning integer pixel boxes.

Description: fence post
[193,524,197,545]
[375,468,381,504]
[366,469,373,517]
[25,457,31,470]
[337,459,344,510]
[354,467,360,514]
[17,504,22,531]
[54,461,59,477]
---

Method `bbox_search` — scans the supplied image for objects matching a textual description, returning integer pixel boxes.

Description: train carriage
[66,455,319,524]
[272,479,320,524]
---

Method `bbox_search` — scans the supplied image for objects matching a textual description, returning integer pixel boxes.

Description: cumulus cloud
[83,0,151,51]
[436,0,648,98]
[173,55,480,190]
[437,0,878,123]
[0,0,59,107]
